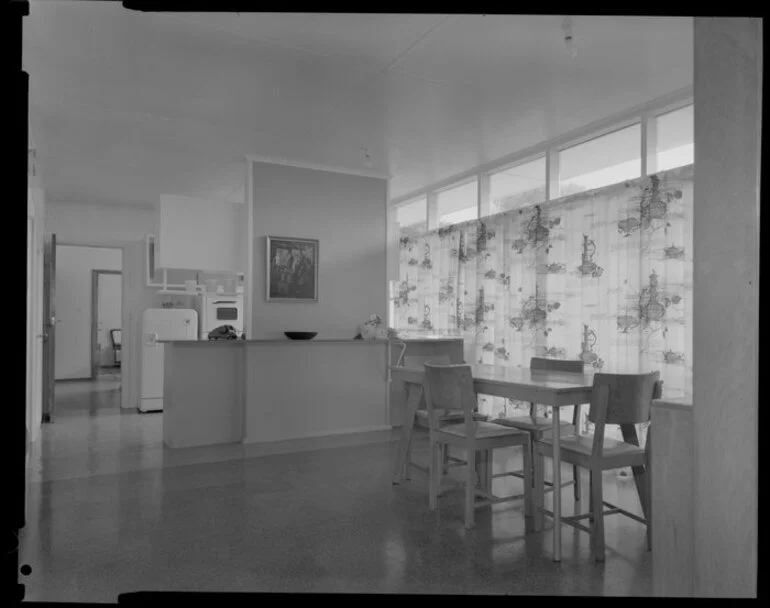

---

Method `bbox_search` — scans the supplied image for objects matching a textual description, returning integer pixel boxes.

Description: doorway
[91,270,122,381]
[51,244,123,416]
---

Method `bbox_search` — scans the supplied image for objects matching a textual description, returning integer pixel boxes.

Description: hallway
[21,381,652,601]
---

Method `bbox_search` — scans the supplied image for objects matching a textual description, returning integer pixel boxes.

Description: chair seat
[536,434,644,458]
[439,421,529,440]
[493,416,574,432]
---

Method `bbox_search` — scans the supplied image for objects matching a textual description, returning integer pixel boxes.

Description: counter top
[160,336,465,345]
[159,338,396,345]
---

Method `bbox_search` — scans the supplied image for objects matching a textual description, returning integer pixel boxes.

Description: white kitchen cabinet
[158,195,246,274]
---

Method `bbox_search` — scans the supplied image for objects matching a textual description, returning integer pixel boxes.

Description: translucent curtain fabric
[394,165,693,437]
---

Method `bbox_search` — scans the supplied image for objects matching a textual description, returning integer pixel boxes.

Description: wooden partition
[651,398,694,597]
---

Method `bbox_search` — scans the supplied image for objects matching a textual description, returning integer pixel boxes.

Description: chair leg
[442,444,450,474]
[645,466,652,552]
[522,440,533,526]
[573,465,582,502]
[464,450,477,529]
[428,440,440,511]
[588,470,594,523]
[529,441,537,488]
[646,518,652,552]
[483,449,493,493]
[533,449,544,532]
[404,426,414,481]
[590,467,605,563]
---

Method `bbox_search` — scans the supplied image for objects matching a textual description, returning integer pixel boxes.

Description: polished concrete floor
[21,379,652,601]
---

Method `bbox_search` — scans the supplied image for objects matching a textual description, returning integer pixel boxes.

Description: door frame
[91,269,122,379]
[42,233,56,423]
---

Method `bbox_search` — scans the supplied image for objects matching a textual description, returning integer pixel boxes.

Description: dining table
[390,362,594,562]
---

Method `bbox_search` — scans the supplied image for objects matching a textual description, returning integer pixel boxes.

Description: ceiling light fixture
[562,16,578,58]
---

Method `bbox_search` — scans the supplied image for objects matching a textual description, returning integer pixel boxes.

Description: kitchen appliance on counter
[140,308,198,413]
[194,293,244,340]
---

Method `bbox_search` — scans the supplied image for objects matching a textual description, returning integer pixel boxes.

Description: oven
[196,293,244,339]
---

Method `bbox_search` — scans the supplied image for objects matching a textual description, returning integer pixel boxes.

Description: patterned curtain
[393,165,693,440]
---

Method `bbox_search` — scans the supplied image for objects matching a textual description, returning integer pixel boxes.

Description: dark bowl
[284,332,318,340]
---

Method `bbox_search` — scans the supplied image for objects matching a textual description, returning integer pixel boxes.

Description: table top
[391,363,594,394]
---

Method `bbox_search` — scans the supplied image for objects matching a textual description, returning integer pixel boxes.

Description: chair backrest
[110,329,122,347]
[423,363,477,435]
[530,356,584,374]
[587,372,661,426]
[528,357,584,418]
[403,354,451,368]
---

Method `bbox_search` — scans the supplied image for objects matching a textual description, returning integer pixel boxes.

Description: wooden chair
[423,363,532,529]
[109,329,122,367]
[402,355,488,481]
[492,357,584,499]
[533,371,662,562]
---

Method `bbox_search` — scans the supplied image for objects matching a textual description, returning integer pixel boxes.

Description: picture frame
[266,236,319,302]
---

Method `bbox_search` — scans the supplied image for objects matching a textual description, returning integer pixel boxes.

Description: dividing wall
[248,161,388,339]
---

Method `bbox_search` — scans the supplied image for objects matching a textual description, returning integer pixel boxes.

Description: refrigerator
[140,308,198,413]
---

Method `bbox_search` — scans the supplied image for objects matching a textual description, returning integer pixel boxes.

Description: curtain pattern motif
[394,165,693,438]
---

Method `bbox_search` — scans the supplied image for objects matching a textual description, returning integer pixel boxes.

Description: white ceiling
[23,4,693,207]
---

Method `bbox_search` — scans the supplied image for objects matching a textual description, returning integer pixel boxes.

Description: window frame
[556,120,643,197]
[650,102,695,174]
[486,153,548,215]
[389,90,693,234]
[433,177,480,228]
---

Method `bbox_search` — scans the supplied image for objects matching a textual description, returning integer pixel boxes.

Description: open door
[41,233,56,423]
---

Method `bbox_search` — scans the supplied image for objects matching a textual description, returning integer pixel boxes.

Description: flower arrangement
[354,314,400,341]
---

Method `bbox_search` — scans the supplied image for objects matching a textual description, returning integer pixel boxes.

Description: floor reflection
[22,381,652,601]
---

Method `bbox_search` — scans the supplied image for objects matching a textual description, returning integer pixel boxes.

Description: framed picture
[266,236,319,302]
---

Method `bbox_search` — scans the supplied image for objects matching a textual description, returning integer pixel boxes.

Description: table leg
[475,449,492,493]
[392,382,422,484]
[552,405,562,562]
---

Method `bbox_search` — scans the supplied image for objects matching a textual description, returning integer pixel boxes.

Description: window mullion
[643,112,658,176]
[478,174,490,218]
[546,147,560,201]
[427,192,438,231]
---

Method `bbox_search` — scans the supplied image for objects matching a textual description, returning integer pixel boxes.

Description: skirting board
[241,425,398,457]
[244,424,393,445]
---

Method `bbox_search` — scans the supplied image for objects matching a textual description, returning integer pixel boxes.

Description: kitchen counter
[160,336,465,450]
[161,338,394,449]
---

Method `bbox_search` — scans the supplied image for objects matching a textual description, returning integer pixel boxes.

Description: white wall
[692,17,760,598]
[122,240,161,411]
[249,161,388,339]
[159,195,245,273]
[46,202,158,247]
[54,246,122,380]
